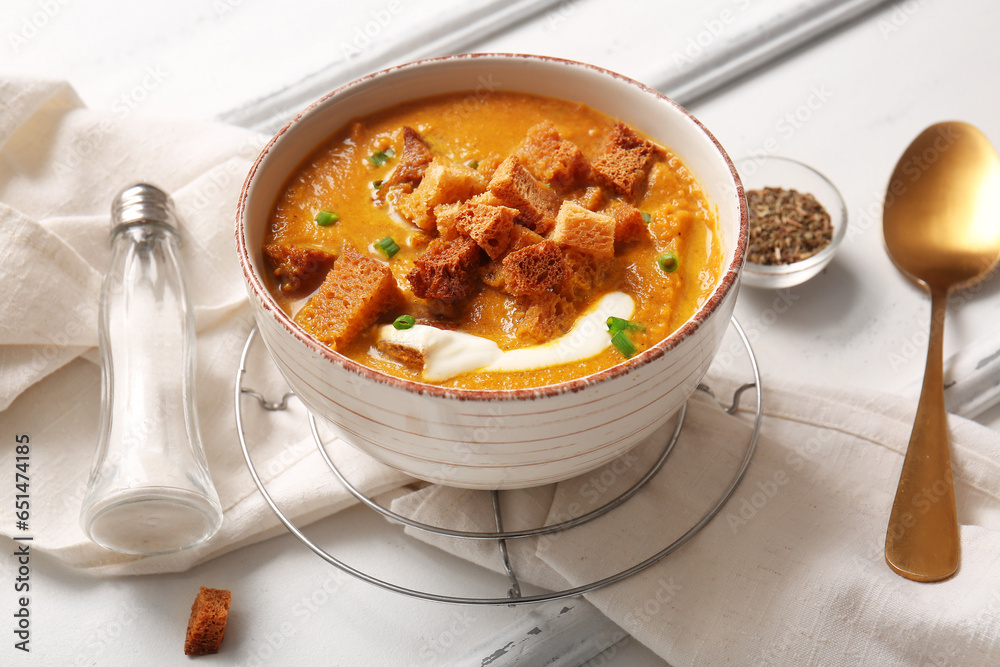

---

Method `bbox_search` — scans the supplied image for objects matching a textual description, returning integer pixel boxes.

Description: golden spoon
[882,121,1000,582]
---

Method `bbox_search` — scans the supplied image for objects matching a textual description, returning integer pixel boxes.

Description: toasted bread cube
[456,202,518,260]
[487,155,559,235]
[591,122,664,199]
[515,292,577,343]
[551,201,616,258]
[262,243,336,294]
[407,237,484,302]
[468,190,505,207]
[396,158,486,231]
[480,261,506,290]
[508,223,544,253]
[473,153,504,181]
[383,126,435,189]
[376,337,426,369]
[434,203,463,241]
[568,186,606,212]
[555,247,619,302]
[515,121,589,191]
[480,224,544,290]
[184,587,231,656]
[606,200,650,247]
[502,240,571,297]
[294,250,402,350]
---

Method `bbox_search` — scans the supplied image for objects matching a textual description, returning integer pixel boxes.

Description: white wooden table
[4,0,1000,664]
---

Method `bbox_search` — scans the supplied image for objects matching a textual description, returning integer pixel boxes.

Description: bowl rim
[739,155,847,277]
[235,52,749,402]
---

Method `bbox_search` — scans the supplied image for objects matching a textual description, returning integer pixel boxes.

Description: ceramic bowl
[736,155,847,289]
[236,54,748,489]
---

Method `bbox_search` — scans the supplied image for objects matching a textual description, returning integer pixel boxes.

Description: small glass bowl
[735,155,847,289]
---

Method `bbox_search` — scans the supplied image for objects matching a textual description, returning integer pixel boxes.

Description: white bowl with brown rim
[235,54,748,489]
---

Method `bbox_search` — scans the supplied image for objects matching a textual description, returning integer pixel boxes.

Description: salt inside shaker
[80,183,222,555]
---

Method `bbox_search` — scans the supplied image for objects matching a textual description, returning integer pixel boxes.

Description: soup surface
[263,91,722,390]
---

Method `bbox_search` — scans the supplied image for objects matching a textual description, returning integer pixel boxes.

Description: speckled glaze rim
[235,53,749,402]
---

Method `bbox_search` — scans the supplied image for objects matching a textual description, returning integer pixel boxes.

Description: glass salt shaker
[80,183,222,555]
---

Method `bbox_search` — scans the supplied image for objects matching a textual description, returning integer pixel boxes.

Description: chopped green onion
[641,211,651,224]
[611,330,637,359]
[606,316,646,334]
[369,149,394,167]
[372,179,383,188]
[314,210,339,226]
[376,236,400,258]
[393,314,416,330]
[658,251,679,273]
[468,160,479,170]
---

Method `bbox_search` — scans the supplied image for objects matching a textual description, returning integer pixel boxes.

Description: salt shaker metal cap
[80,183,222,555]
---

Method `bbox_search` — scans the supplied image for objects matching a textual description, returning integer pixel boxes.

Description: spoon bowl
[882,121,1000,582]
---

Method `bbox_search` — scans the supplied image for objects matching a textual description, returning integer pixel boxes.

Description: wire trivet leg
[492,490,522,600]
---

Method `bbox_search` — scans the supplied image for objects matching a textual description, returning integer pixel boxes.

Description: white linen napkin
[0,78,412,575]
[3,77,999,664]
[390,379,1000,664]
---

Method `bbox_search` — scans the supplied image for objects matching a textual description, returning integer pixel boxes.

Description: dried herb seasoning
[746,187,833,265]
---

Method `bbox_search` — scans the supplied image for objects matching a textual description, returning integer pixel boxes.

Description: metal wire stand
[235,316,761,606]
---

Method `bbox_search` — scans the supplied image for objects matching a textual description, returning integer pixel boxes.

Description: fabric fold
[389,382,1000,664]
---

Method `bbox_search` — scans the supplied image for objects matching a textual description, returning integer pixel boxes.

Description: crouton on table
[184,587,231,656]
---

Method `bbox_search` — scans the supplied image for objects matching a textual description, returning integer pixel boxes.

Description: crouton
[568,186,606,212]
[376,337,426,369]
[396,158,486,231]
[606,200,650,247]
[515,292,577,343]
[551,201,616,258]
[434,203,463,241]
[262,243,336,294]
[502,240,571,296]
[294,249,402,350]
[590,122,664,199]
[472,153,504,181]
[508,223,544,253]
[480,225,541,290]
[487,155,559,235]
[456,202,518,259]
[407,237,484,302]
[515,121,589,191]
[480,261,506,290]
[383,126,434,188]
[556,248,619,302]
[184,587,231,656]
[468,190,505,207]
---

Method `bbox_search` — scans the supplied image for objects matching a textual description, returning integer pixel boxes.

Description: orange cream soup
[264,91,722,390]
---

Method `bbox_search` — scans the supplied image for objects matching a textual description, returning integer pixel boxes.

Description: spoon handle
[885,289,960,581]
